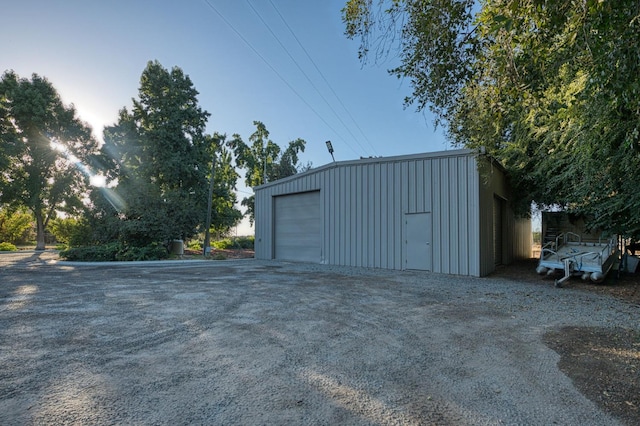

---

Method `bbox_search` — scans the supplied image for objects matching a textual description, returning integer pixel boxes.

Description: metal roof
[255,148,490,191]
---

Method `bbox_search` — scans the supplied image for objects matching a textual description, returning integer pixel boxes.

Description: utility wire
[202,0,360,157]
[267,0,378,156]
[247,0,370,157]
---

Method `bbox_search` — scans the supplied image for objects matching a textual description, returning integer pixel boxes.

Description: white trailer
[536,232,619,287]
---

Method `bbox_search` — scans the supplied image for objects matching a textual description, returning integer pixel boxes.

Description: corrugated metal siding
[475,157,533,275]
[512,218,533,259]
[478,159,503,276]
[428,156,479,275]
[254,149,527,276]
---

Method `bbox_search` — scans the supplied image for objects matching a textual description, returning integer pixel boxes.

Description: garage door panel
[275,244,319,261]
[274,191,320,262]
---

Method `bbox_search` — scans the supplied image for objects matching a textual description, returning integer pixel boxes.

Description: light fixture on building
[325,140,335,162]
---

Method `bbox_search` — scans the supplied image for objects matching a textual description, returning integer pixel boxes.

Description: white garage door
[274,191,321,262]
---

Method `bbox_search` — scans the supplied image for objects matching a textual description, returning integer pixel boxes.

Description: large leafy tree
[96,61,211,246]
[204,133,243,237]
[344,0,640,237]
[227,121,306,223]
[0,71,97,249]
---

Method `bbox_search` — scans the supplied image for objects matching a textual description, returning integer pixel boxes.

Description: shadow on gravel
[493,260,640,426]
[0,251,55,270]
[544,327,640,426]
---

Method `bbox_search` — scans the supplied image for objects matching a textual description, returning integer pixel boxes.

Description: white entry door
[405,213,432,271]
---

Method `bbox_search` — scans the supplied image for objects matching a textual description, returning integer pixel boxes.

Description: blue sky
[2,0,451,234]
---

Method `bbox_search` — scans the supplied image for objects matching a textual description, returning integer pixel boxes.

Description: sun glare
[48,137,124,211]
[50,140,65,152]
[50,138,108,187]
[90,174,107,188]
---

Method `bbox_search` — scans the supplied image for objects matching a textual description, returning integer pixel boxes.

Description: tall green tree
[227,121,306,223]
[96,61,211,246]
[0,71,97,249]
[204,133,243,237]
[344,0,640,237]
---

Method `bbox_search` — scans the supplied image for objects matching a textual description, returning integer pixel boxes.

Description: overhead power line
[247,0,373,157]
[202,0,360,157]
[266,0,379,157]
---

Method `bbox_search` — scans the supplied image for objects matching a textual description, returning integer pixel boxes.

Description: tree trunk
[35,210,46,250]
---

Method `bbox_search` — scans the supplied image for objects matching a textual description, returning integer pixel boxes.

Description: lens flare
[49,137,127,212]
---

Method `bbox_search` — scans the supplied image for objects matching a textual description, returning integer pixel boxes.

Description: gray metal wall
[476,158,532,275]
[254,149,530,276]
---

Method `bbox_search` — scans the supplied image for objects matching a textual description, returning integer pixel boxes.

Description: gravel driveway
[0,251,637,425]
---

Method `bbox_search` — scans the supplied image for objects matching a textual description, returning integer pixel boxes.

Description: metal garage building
[253,148,531,276]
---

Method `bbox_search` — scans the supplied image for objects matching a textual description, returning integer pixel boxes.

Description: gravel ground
[0,251,638,425]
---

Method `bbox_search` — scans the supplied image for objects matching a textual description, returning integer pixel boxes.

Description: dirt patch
[493,258,640,306]
[181,248,254,260]
[544,327,640,425]
[493,259,640,425]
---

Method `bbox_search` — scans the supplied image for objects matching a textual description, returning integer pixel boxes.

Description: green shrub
[0,242,18,251]
[236,236,255,249]
[212,238,233,249]
[212,236,254,250]
[60,243,119,261]
[0,209,34,245]
[59,242,169,261]
[115,244,169,261]
[49,217,94,246]
[187,239,202,251]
